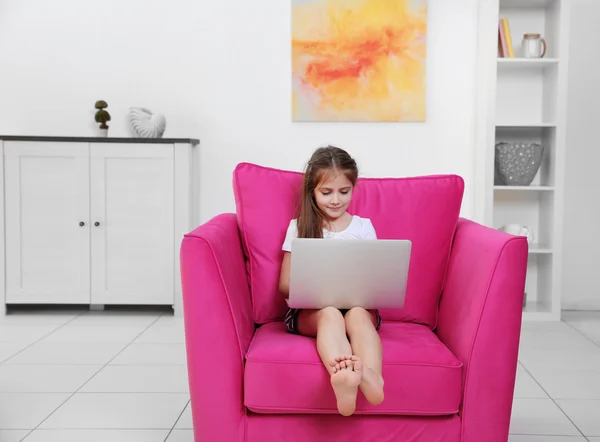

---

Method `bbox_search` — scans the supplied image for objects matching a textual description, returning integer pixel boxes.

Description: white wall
[0,0,479,224]
[562,0,600,310]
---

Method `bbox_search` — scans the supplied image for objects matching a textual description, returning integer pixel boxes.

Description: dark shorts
[284,308,382,334]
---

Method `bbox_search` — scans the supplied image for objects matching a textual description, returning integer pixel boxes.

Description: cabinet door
[90,143,174,305]
[4,142,91,304]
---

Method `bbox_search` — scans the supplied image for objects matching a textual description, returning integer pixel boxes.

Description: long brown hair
[297,146,359,239]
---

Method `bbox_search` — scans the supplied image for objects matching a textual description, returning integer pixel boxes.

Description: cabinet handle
[94,222,100,227]
[79,222,85,227]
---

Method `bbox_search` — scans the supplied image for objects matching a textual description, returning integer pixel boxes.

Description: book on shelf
[498,18,514,58]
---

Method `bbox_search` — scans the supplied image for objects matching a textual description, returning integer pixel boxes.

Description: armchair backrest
[233,162,463,329]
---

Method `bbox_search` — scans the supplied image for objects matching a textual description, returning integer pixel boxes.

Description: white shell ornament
[128,107,167,138]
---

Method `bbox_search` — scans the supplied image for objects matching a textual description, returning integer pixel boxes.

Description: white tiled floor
[0,310,192,442]
[0,310,599,441]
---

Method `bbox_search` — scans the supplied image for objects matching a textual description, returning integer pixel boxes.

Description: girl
[278,146,384,417]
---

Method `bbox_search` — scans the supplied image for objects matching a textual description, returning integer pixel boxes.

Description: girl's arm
[279,220,295,298]
[279,252,291,298]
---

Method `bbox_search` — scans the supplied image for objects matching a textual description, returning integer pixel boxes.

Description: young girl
[278,145,384,417]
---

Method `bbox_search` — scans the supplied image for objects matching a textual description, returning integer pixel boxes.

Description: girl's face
[314,169,354,220]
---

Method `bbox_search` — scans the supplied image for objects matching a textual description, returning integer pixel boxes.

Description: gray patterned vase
[495,142,544,186]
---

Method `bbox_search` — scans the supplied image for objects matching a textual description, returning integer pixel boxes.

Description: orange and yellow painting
[292,0,427,122]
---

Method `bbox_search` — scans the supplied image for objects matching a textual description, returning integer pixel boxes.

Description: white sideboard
[0,136,199,316]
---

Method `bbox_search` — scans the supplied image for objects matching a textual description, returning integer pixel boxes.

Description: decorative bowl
[495,142,544,186]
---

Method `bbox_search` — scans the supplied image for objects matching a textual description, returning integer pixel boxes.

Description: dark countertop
[0,135,200,145]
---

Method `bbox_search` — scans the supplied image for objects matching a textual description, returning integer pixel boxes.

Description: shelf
[529,244,553,254]
[494,186,554,191]
[477,0,567,322]
[500,0,557,9]
[498,58,559,67]
[496,123,556,128]
[495,126,554,137]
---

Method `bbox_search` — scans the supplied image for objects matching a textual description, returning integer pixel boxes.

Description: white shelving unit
[474,0,571,321]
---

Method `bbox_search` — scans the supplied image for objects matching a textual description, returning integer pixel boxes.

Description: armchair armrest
[180,213,255,442]
[436,218,528,442]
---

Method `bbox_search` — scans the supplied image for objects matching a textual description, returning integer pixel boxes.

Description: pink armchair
[181,164,528,442]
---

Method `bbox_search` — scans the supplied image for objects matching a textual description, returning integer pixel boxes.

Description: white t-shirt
[282,215,377,252]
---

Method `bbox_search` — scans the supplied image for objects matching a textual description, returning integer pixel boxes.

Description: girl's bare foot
[352,356,384,405]
[330,366,361,416]
[331,355,354,373]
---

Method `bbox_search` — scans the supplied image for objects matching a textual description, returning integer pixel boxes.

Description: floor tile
[556,399,600,436]
[0,430,30,442]
[532,369,600,399]
[563,311,600,341]
[175,403,192,429]
[79,366,189,393]
[0,343,29,363]
[134,324,185,344]
[566,319,600,345]
[166,430,194,442]
[509,436,585,441]
[68,312,160,327]
[519,345,600,372]
[0,326,61,343]
[520,321,575,333]
[40,325,147,344]
[152,315,185,326]
[0,365,100,393]
[22,429,169,442]
[4,342,125,365]
[0,313,78,326]
[39,393,189,429]
[509,399,580,436]
[109,343,187,366]
[514,364,549,398]
[519,328,597,351]
[0,393,69,429]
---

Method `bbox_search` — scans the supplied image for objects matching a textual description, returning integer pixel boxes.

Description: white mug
[522,33,547,58]
[499,224,534,245]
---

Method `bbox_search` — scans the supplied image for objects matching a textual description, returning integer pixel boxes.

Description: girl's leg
[343,307,384,405]
[297,307,361,416]
[297,307,352,366]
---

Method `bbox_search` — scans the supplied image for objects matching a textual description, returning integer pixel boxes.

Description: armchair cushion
[244,321,463,415]
[233,163,464,327]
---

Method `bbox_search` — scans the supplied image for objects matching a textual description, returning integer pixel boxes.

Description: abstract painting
[292,0,427,122]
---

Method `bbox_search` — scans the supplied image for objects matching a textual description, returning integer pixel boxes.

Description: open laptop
[288,239,412,309]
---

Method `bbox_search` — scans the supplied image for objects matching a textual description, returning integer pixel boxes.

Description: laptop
[288,238,412,309]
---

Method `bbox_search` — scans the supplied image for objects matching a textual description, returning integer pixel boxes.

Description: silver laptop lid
[288,239,411,309]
